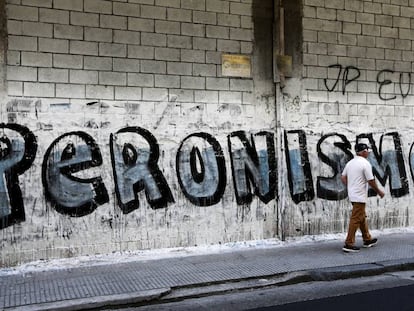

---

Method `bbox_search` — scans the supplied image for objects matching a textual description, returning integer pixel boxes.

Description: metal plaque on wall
[221,54,251,78]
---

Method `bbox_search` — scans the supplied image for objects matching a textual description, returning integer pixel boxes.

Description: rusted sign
[222,54,251,78]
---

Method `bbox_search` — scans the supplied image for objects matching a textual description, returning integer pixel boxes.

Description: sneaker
[363,238,378,248]
[342,245,360,253]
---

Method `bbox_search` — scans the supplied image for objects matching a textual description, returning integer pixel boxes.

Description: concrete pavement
[1,232,414,310]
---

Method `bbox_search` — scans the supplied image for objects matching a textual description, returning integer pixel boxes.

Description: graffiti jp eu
[324,64,413,100]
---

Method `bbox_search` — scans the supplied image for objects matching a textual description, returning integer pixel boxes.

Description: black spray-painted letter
[377,69,397,101]
[176,132,226,206]
[317,133,353,201]
[0,124,37,229]
[110,127,174,213]
[42,132,109,217]
[228,131,276,205]
[284,130,315,204]
[358,132,408,197]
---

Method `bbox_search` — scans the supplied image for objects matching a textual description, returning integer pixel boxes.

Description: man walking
[341,143,385,253]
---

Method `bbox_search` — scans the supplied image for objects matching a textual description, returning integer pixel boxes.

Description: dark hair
[355,143,369,153]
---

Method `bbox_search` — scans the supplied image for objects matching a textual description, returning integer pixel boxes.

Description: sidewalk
[2,232,414,311]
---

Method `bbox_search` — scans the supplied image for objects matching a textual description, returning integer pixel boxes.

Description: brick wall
[301,0,414,124]
[281,0,414,237]
[1,0,280,266]
[6,0,254,105]
[2,0,414,266]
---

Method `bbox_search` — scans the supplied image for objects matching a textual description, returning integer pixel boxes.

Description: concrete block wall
[281,0,414,237]
[1,0,280,266]
[2,0,414,267]
[6,0,255,104]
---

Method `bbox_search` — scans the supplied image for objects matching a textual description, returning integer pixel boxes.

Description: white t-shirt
[342,156,374,203]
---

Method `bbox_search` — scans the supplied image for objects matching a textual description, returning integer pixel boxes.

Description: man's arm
[368,179,385,198]
[341,175,347,185]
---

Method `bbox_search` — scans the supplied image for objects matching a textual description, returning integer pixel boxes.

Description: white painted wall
[1,0,279,266]
[280,0,414,237]
[1,0,414,267]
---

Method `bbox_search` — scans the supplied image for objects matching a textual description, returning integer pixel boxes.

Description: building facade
[1,0,414,266]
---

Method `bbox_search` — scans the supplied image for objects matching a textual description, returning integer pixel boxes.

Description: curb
[308,259,414,282]
[5,259,414,310]
[159,259,414,304]
[5,288,171,311]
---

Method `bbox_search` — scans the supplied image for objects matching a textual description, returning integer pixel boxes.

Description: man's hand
[368,179,385,198]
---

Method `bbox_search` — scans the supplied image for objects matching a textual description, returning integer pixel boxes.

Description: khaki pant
[345,202,372,246]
